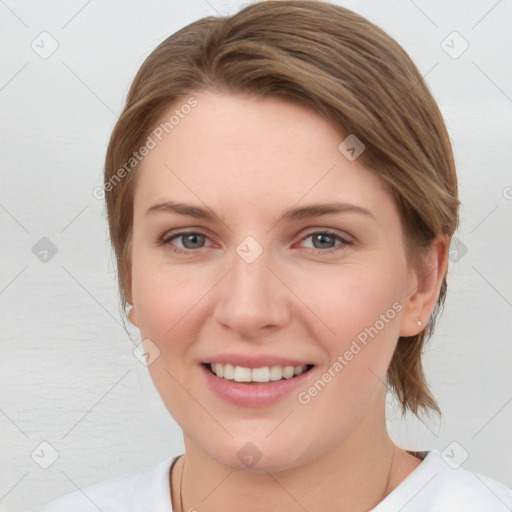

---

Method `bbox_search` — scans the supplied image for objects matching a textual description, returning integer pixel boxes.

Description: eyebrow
[146,200,375,222]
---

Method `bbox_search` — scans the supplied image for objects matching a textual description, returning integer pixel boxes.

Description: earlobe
[128,305,139,327]
[399,235,450,337]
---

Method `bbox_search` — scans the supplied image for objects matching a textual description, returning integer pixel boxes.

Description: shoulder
[30,456,178,512]
[374,449,512,512]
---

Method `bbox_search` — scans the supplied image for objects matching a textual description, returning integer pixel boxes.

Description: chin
[201,434,311,474]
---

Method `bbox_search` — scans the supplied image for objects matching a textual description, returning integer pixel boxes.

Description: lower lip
[200,364,314,407]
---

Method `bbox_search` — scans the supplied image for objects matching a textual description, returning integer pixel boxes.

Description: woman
[33,1,512,510]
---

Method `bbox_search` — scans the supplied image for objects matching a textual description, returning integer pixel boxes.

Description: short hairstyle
[104,0,459,418]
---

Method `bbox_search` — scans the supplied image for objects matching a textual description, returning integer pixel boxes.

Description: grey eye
[178,233,206,249]
[310,233,337,249]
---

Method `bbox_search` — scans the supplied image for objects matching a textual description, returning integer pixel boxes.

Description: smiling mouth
[203,363,314,383]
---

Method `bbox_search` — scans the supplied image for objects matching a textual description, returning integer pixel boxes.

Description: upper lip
[203,354,314,369]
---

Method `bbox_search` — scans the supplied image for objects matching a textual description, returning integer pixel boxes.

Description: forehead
[134,91,393,219]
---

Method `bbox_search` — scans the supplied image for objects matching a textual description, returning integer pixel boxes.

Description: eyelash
[159,229,353,256]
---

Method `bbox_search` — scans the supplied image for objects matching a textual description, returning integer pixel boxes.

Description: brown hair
[104,0,459,417]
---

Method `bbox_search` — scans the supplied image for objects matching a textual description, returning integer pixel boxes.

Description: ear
[128,305,139,327]
[400,234,450,337]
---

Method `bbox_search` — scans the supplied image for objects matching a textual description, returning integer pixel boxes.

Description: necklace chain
[178,444,395,512]
[179,455,185,512]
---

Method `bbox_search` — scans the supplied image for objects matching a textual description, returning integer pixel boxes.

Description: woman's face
[129,91,422,471]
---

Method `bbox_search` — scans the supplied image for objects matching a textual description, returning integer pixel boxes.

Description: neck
[171,399,420,512]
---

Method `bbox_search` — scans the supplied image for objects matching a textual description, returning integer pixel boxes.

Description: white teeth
[251,367,270,382]
[209,363,310,382]
[269,365,283,381]
[223,364,234,380]
[233,366,252,382]
[282,366,295,379]
[214,363,223,378]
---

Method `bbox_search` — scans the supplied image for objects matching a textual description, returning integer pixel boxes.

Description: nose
[213,246,292,338]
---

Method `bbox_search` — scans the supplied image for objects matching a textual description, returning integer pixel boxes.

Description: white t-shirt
[31,450,512,512]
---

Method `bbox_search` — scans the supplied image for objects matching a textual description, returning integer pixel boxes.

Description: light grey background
[1,1,511,511]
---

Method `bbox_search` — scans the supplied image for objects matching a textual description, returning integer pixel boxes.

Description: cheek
[299,263,404,391]
[130,237,180,331]
[294,267,404,418]
[130,244,219,355]
[132,268,199,340]
[130,259,211,421]
[295,261,405,342]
